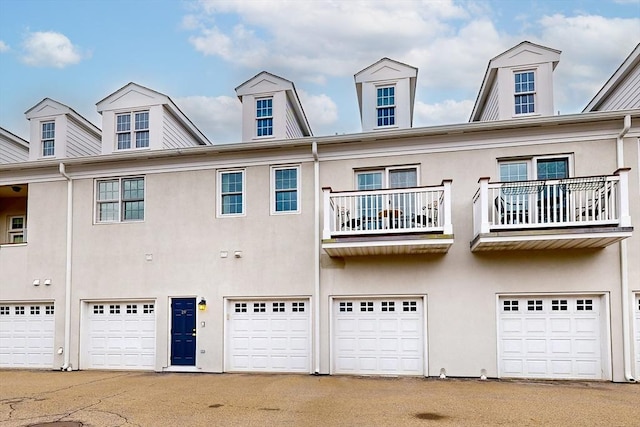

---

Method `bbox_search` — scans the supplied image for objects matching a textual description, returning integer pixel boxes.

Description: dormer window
[256,98,273,137]
[376,86,395,127]
[514,71,535,115]
[116,111,149,149]
[41,122,55,157]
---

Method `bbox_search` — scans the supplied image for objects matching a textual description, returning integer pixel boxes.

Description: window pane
[275,168,297,190]
[389,168,417,188]
[222,194,243,214]
[222,172,243,193]
[136,131,149,148]
[116,114,131,132]
[276,190,297,212]
[357,172,383,190]
[99,202,119,221]
[537,158,568,180]
[98,180,119,200]
[123,201,144,220]
[500,162,528,182]
[122,178,144,200]
[117,133,131,149]
[135,112,149,130]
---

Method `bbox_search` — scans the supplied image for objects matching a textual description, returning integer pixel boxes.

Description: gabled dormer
[584,43,640,112]
[470,41,561,122]
[96,82,211,155]
[0,127,29,164]
[354,58,417,132]
[25,98,101,161]
[235,72,312,142]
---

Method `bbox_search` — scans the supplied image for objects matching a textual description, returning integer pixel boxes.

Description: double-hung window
[41,121,55,157]
[95,177,145,223]
[376,86,395,127]
[116,111,149,150]
[219,170,245,216]
[514,71,535,115]
[256,98,273,137]
[8,216,25,243]
[272,166,300,214]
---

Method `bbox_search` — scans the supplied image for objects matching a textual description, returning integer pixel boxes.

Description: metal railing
[473,170,631,235]
[323,180,452,239]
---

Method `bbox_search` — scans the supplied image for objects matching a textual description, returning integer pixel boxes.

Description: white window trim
[512,68,538,118]
[497,154,573,181]
[41,120,55,158]
[270,165,301,215]
[114,110,150,151]
[255,96,274,139]
[217,169,246,218]
[374,83,398,129]
[354,165,420,189]
[7,215,26,243]
[94,176,146,224]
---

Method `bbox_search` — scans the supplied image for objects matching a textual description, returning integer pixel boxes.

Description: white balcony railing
[473,169,631,235]
[323,180,452,239]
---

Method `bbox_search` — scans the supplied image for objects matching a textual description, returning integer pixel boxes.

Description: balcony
[322,180,453,256]
[471,169,632,251]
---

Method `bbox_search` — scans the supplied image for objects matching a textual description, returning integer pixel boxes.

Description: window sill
[512,113,540,118]
[0,242,27,248]
[374,125,399,130]
[252,135,275,140]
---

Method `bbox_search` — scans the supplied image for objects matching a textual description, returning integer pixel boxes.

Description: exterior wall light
[198,298,207,311]
[44,279,52,286]
[33,279,40,286]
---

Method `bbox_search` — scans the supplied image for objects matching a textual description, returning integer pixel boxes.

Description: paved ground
[0,370,638,427]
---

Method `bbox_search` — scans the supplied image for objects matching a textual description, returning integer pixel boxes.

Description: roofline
[0,127,29,149]
[354,57,418,78]
[470,41,561,122]
[235,71,312,136]
[3,109,637,173]
[583,43,640,112]
[24,98,101,136]
[96,82,212,146]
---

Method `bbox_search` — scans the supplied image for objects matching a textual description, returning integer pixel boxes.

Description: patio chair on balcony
[413,203,438,228]
[338,207,361,230]
[575,181,611,222]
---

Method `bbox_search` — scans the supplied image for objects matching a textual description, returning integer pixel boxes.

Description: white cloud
[298,90,338,135]
[0,41,9,53]
[414,99,475,126]
[536,14,640,112]
[174,95,241,144]
[21,31,84,68]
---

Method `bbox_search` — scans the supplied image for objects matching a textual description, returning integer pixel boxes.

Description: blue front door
[171,298,196,366]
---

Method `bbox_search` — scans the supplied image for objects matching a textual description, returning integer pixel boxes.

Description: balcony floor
[323,233,454,257]
[470,226,633,252]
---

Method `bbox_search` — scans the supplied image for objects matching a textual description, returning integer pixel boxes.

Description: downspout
[616,115,635,382]
[312,141,320,374]
[59,163,73,371]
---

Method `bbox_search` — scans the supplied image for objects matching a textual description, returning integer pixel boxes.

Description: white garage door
[226,299,310,373]
[84,301,156,370]
[635,294,640,378]
[332,297,424,376]
[498,295,604,379]
[0,303,55,368]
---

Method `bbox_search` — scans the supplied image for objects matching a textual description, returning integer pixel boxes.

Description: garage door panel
[85,301,156,370]
[226,299,310,373]
[0,303,55,368]
[499,296,603,380]
[333,298,425,376]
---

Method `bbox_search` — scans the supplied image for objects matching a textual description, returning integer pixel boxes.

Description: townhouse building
[1,41,639,382]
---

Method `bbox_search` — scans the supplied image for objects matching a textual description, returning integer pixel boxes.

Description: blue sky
[0,0,638,143]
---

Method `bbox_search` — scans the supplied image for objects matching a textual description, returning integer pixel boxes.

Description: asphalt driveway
[0,370,638,426]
